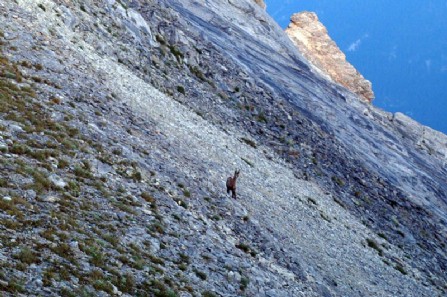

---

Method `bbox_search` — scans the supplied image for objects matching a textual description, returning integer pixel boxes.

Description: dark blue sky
[265,0,447,134]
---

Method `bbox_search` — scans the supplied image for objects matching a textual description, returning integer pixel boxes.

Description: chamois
[226,169,240,199]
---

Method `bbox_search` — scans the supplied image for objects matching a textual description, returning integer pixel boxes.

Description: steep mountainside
[0,0,446,297]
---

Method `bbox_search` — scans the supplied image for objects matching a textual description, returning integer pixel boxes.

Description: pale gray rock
[49,174,67,189]
[41,195,60,203]
[2,196,12,201]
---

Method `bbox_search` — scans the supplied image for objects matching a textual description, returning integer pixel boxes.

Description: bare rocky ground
[0,0,446,296]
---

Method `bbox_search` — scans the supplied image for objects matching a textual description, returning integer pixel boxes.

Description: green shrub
[332,176,345,187]
[132,170,142,181]
[74,164,92,179]
[53,243,75,261]
[15,247,39,265]
[30,149,58,161]
[149,222,165,234]
[236,243,250,253]
[189,65,206,81]
[240,276,250,291]
[93,280,114,294]
[9,143,30,155]
[3,278,25,293]
[116,273,135,294]
[394,263,407,275]
[241,137,257,148]
[149,255,165,265]
[194,269,207,280]
[176,85,185,94]
[80,243,104,267]
[202,291,218,297]
[156,35,166,45]
[103,233,120,247]
[236,243,257,257]
[366,238,383,256]
[378,233,388,240]
[255,112,268,123]
[169,45,184,61]
[142,192,157,210]
[29,170,52,193]
[67,180,81,196]
[183,189,191,198]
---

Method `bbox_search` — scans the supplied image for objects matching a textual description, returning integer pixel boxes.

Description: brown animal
[226,170,240,199]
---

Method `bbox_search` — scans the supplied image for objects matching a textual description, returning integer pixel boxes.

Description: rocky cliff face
[253,0,266,9]
[285,12,375,102]
[0,0,446,297]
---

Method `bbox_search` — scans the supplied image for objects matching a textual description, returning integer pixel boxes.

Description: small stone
[97,161,113,175]
[227,271,235,280]
[35,279,43,287]
[112,284,122,296]
[69,241,79,250]
[2,196,12,201]
[234,272,242,282]
[49,174,67,188]
[142,208,152,215]
[43,195,60,203]
[48,157,59,168]
[25,190,37,200]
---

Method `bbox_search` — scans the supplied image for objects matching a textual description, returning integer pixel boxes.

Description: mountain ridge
[0,0,446,296]
[285,11,375,102]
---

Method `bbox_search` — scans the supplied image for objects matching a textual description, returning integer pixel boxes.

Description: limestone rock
[253,0,266,9]
[393,112,447,159]
[2,196,12,202]
[285,12,374,102]
[49,174,67,189]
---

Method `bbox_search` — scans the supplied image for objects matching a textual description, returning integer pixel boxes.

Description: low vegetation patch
[394,263,407,275]
[366,238,383,256]
[14,246,39,265]
[332,176,345,187]
[235,243,257,257]
[240,137,257,148]
[193,268,207,280]
[176,85,185,94]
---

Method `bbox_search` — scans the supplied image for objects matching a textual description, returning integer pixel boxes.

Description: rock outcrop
[253,0,266,9]
[285,12,374,102]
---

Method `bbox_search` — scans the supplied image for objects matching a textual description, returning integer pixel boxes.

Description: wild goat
[226,169,240,199]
